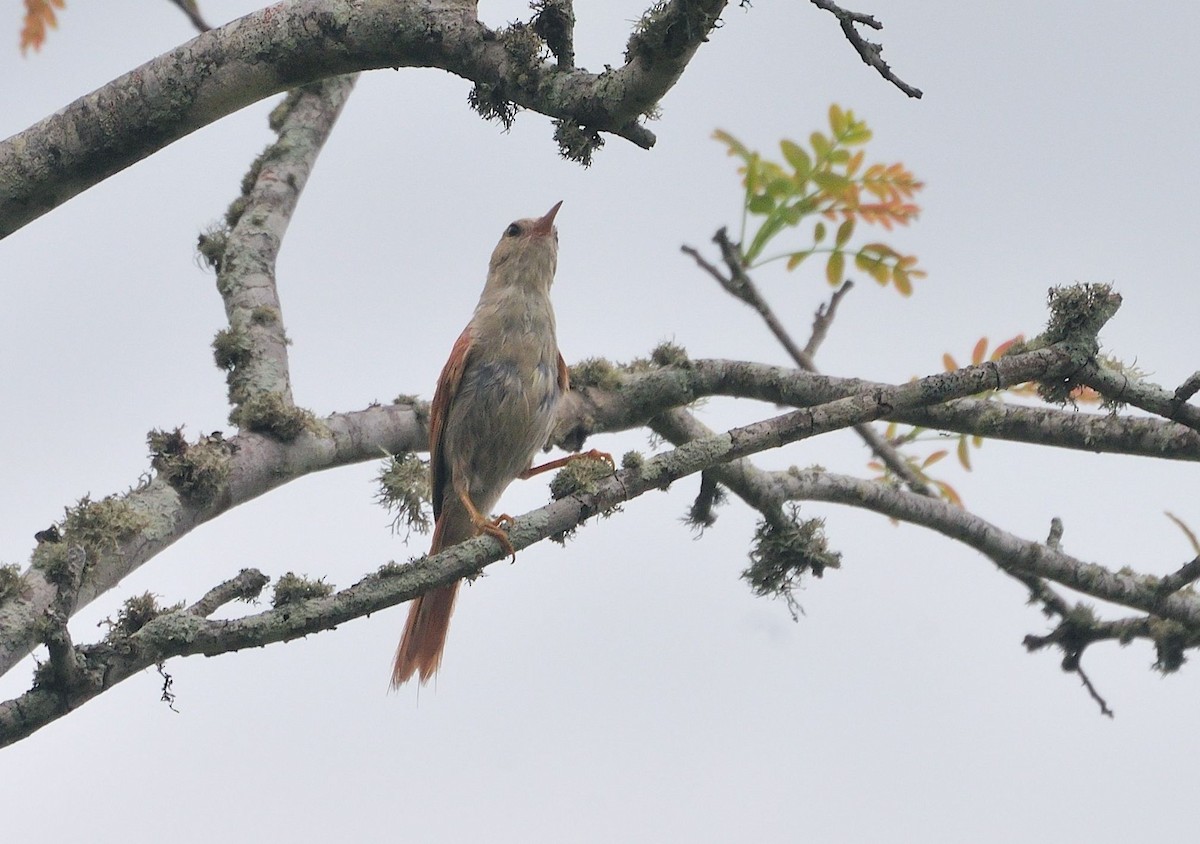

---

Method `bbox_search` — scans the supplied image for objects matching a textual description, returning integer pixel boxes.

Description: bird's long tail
[391,515,462,687]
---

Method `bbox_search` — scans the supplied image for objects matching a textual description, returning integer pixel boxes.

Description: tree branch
[0,340,1084,744]
[205,75,357,435]
[0,0,729,237]
[774,469,1200,629]
[0,403,428,677]
[558,357,1200,463]
[1081,361,1200,434]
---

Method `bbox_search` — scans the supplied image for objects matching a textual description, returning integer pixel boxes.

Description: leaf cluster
[20,0,64,55]
[715,105,925,295]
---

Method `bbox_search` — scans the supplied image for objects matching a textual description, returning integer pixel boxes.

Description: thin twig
[167,0,212,33]
[1174,371,1200,404]
[1075,660,1115,718]
[805,280,853,359]
[809,0,922,98]
[1157,557,1200,597]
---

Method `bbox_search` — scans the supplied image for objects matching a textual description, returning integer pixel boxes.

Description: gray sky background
[3,2,1199,841]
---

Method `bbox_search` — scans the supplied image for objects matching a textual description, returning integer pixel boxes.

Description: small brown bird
[391,201,571,687]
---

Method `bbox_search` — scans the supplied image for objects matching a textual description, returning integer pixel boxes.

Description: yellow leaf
[712,129,751,160]
[835,219,855,248]
[957,436,972,470]
[786,251,811,270]
[826,251,845,285]
[829,103,847,136]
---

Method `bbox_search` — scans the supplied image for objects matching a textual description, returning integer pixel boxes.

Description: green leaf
[812,171,851,193]
[810,131,831,160]
[829,104,847,137]
[842,123,873,145]
[780,140,812,180]
[744,214,791,265]
[813,221,827,243]
[766,177,794,199]
[826,251,845,285]
[781,204,803,225]
[744,153,761,194]
[748,194,775,215]
[835,219,854,248]
[713,129,752,161]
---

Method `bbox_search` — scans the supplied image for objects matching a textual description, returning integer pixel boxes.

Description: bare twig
[1075,661,1115,718]
[805,280,853,359]
[809,0,922,98]
[1157,557,1200,597]
[1174,371,1200,404]
[167,0,212,33]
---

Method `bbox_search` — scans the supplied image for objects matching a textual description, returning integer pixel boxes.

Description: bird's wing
[429,325,475,520]
[556,351,570,392]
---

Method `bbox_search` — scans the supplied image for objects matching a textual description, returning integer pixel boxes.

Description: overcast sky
[3,2,1199,841]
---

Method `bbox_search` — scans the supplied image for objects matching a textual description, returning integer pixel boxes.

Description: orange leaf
[922,450,948,468]
[942,353,958,372]
[935,481,963,508]
[20,0,65,54]
[991,335,1023,360]
[971,337,988,365]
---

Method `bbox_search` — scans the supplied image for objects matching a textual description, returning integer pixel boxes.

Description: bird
[391,201,593,687]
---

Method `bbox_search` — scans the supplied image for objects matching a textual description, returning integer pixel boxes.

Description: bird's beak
[531,201,563,237]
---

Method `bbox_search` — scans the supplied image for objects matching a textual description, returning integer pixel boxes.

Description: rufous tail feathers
[391,515,464,687]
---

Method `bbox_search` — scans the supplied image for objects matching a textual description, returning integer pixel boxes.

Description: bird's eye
[505,223,522,238]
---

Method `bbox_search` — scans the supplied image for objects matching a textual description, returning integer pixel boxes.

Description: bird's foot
[475,513,517,562]
[522,448,616,478]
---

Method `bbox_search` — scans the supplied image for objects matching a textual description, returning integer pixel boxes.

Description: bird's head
[486,201,561,292]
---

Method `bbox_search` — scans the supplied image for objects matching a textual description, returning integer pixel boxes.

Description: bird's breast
[442,340,563,512]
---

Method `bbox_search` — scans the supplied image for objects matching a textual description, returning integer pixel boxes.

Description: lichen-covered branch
[557,357,1200,463]
[773,468,1200,630]
[202,75,357,437]
[1081,360,1200,434]
[0,340,1082,745]
[0,403,428,677]
[0,0,729,237]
